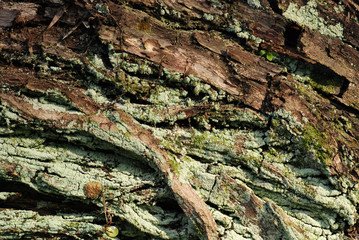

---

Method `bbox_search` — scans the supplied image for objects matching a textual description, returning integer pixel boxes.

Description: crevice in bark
[154,197,183,213]
[329,97,359,119]
[299,69,359,117]
[21,233,80,240]
[268,0,283,15]
[338,78,350,98]
[284,23,302,48]
[0,180,100,215]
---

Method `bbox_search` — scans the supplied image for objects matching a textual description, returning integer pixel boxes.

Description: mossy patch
[301,124,332,166]
[307,65,346,95]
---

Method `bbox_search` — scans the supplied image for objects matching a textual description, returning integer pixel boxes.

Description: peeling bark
[1,0,359,239]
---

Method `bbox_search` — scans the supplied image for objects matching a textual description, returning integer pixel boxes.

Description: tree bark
[1,0,359,239]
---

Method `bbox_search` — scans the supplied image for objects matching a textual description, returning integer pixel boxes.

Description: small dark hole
[268,0,282,14]
[155,198,183,212]
[284,24,302,48]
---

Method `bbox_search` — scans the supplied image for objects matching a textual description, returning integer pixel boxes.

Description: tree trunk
[1,0,359,239]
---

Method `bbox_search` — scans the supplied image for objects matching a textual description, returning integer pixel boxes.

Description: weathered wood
[0,0,359,239]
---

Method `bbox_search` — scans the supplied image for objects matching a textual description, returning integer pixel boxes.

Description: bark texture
[0,0,359,239]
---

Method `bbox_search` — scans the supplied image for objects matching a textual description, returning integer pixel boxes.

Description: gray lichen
[247,0,262,9]
[149,107,358,239]
[0,3,358,238]
[0,209,107,239]
[283,0,344,39]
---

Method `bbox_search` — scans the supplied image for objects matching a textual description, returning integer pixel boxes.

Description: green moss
[239,150,263,169]
[306,68,346,95]
[168,155,181,175]
[207,109,267,129]
[190,129,237,151]
[259,49,279,62]
[301,124,332,165]
[158,134,185,155]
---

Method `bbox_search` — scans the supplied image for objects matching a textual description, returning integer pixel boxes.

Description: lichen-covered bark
[0,0,359,239]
